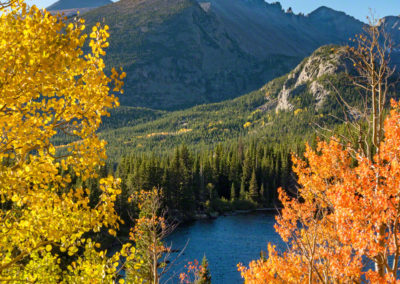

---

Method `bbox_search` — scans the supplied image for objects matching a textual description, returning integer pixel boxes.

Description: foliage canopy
[0,1,134,282]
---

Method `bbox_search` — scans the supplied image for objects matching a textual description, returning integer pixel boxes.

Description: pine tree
[230,183,236,201]
[193,157,201,202]
[260,183,265,206]
[240,179,246,200]
[207,183,218,201]
[179,145,195,212]
[249,170,259,203]
[241,151,252,186]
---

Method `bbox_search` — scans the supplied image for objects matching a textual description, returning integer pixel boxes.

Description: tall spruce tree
[249,170,259,203]
[260,183,265,206]
[240,179,246,200]
[230,183,236,201]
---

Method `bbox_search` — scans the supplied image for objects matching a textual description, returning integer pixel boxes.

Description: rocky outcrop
[199,2,211,12]
[378,16,400,66]
[276,46,354,111]
[378,16,400,42]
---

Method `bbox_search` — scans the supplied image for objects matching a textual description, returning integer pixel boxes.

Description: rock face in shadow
[83,0,300,109]
[78,0,399,110]
[198,1,364,59]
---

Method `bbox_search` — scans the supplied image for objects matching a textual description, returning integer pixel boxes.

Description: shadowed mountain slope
[198,1,364,59]
[83,0,299,109]
[79,0,399,110]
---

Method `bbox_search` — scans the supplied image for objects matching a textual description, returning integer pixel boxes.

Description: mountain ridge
[78,0,374,110]
[50,0,400,110]
[98,44,396,160]
[82,0,300,109]
[199,0,365,58]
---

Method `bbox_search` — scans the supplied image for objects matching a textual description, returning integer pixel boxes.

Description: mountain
[379,16,400,42]
[272,46,356,112]
[198,1,364,58]
[80,0,372,110]
[98,45,382,160]
[47,0,112,16]
[378,16,400,65]
[82,0,299,110]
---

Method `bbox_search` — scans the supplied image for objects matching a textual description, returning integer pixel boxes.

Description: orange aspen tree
[0,0,141,282]
[239,101,400,283]
[239,22,399,283]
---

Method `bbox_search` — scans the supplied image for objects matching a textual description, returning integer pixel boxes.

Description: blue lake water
[162,211,284,284]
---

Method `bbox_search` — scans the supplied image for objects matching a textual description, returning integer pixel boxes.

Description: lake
[162,210,284,284]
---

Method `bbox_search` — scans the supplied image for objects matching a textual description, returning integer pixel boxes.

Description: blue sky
[26,0,399,22]
[278,0,399,22]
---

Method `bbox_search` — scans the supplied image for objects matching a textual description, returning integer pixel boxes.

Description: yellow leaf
[45,244,52,252]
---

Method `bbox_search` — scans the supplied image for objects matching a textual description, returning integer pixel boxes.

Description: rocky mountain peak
[275,45,354,111]
[309,6,338,16]
[269,2,282,11]
[82,0,291,110]
[308,5,360,24]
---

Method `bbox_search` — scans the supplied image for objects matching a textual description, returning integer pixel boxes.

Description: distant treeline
[115,140,296,219]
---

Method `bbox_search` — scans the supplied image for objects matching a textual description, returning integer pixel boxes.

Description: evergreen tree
[249,170,259,203]
[178,145,195,212]
[193,157,201,202]
[114,141,295,215]
[241,151,252,187]
[260,183,265,206]
[230,183,236,201]
[240,179,246,200]
[207,183,218,201]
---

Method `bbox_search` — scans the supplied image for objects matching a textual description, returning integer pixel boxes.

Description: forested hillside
[100,45,399,162]
[99,44,399,223]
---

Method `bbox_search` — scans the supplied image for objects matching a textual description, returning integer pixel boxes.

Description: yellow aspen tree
[0,0,139,282]
[126,189,177,284]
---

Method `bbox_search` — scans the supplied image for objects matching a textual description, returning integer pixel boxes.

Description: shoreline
[191,207,281,221]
